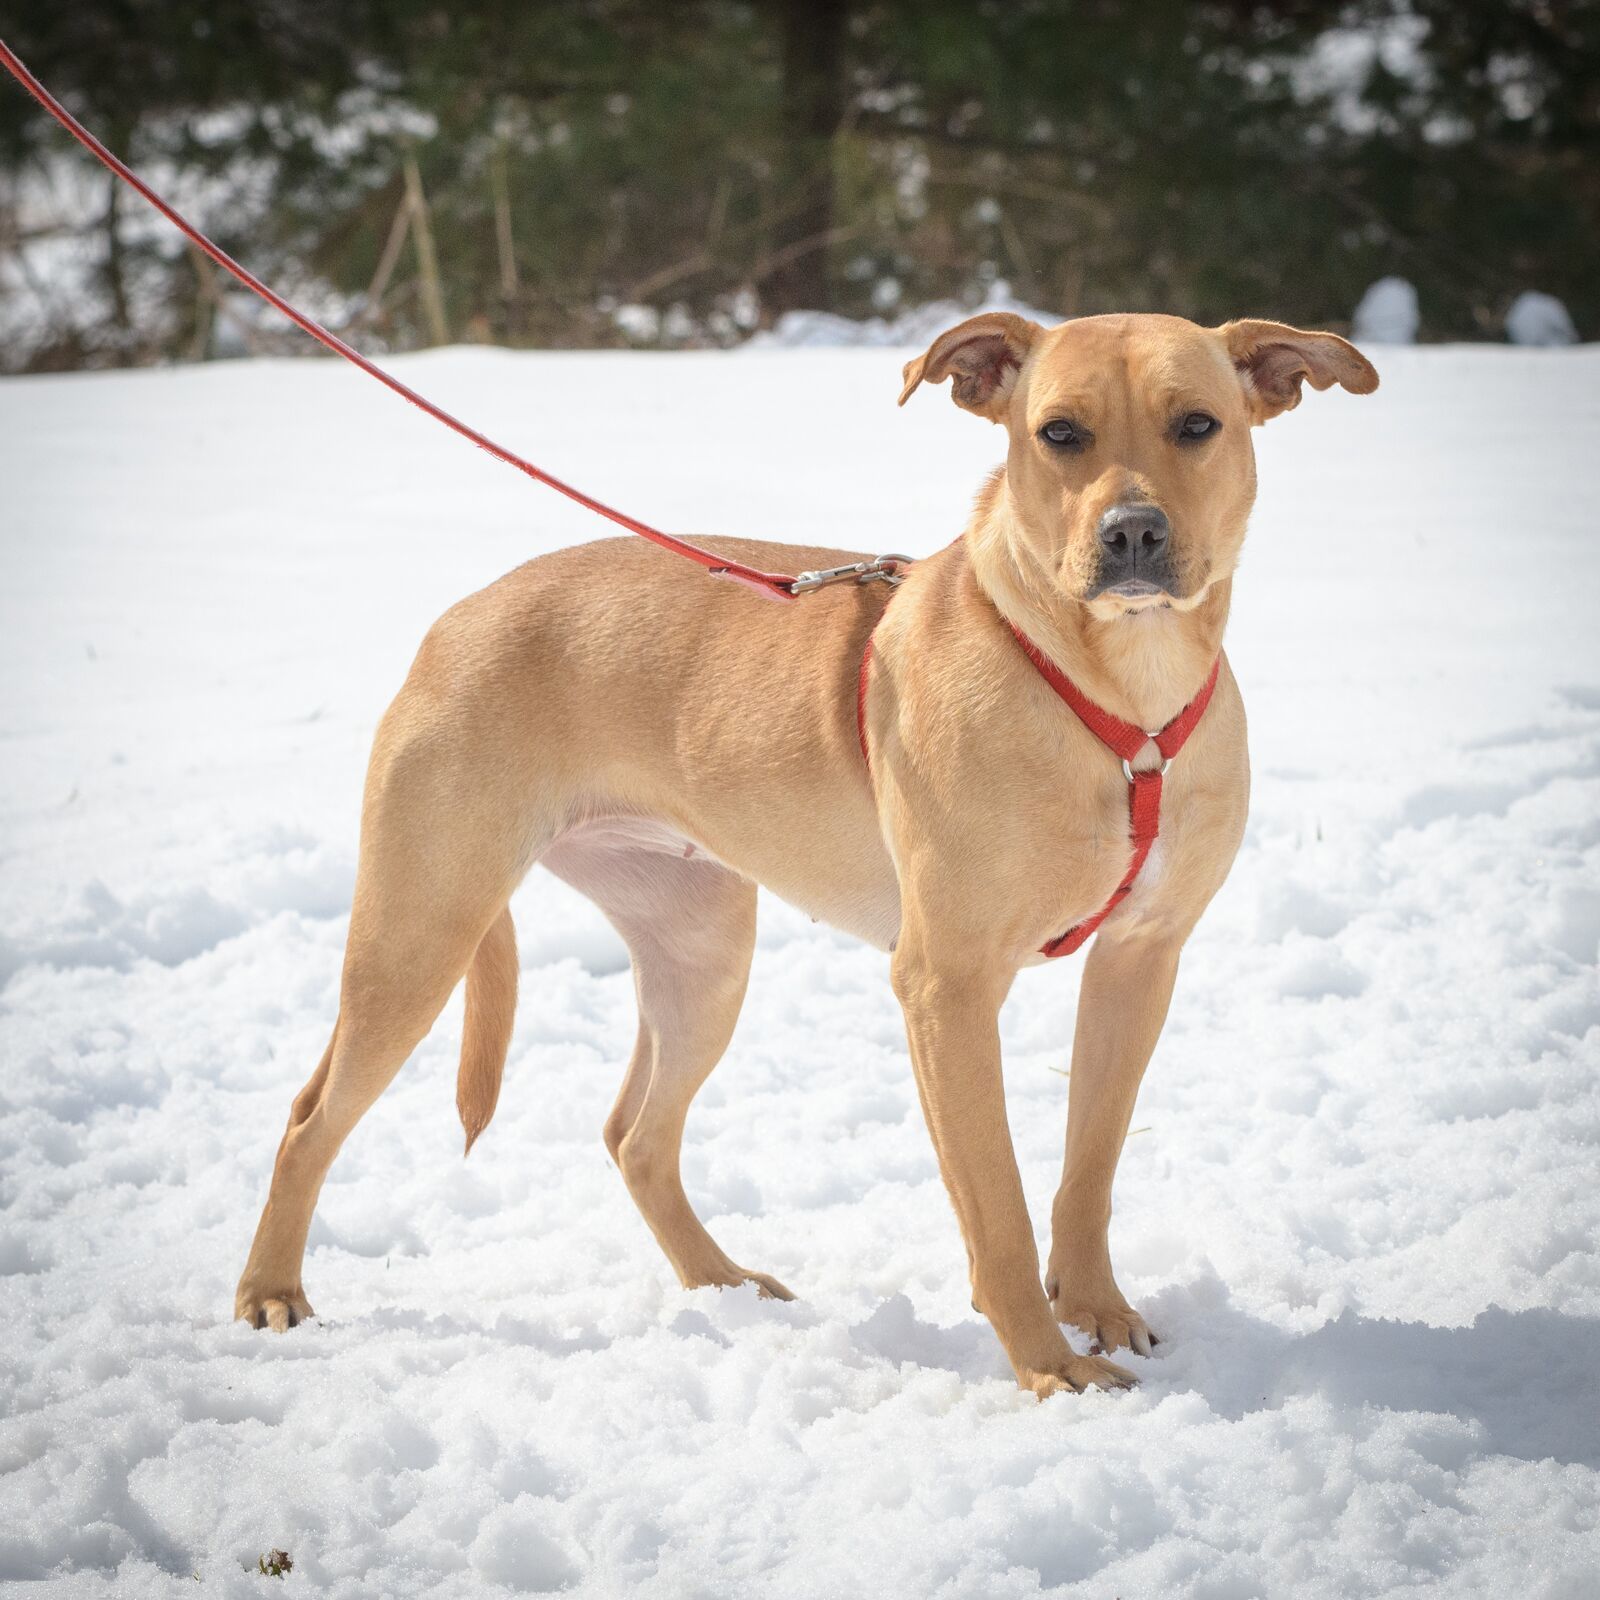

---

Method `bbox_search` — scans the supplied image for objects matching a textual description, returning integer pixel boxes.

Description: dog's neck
[965,470,1231,732]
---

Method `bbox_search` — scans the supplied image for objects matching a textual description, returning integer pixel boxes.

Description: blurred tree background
[0,0,1594,370]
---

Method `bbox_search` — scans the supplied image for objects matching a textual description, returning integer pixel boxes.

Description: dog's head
[900,312,1377,618]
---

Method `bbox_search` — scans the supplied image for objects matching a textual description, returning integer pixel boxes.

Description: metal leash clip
[789,554,914,594]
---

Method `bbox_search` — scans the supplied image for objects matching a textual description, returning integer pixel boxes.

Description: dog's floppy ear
[899,312,1045,422]
[1220,319,1378,423]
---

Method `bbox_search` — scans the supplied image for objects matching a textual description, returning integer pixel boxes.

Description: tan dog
[235,312,1376,1398]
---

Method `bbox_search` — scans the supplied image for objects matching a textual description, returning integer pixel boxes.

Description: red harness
[859,623,1220,957]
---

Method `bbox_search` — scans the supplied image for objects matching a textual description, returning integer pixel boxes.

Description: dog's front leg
[891,930,1135,1398]
[1045,928,1183,1356]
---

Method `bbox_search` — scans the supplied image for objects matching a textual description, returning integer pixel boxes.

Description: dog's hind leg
[234,870,529,1330]
[235,686,548,1331]
[545,827,792,1300]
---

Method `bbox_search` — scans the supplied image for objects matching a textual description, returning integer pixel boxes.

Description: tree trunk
[105,169,130,332]
[403,154,450,347]
[762,0,848,319]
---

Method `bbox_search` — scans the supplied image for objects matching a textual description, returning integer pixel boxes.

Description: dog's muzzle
[1088,502,1178,600]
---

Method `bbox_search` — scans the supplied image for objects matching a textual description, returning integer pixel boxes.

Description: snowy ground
[2,340,1598,1598]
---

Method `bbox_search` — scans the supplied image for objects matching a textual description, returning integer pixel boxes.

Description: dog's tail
[457,906,518,1155]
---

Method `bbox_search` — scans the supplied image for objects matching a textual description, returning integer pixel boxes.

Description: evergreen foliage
[1,0,1593,369]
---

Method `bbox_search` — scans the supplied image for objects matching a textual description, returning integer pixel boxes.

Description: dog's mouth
[1095,579,1175,613]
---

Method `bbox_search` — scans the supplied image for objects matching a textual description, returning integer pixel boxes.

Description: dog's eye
[1177,412,1220,443]
[1040,419,1086,451]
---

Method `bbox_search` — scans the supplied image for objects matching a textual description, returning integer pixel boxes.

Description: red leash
[7,35,1223,957]
[0,37,802,602]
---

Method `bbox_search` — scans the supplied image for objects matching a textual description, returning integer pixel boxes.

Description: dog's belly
[542,811,904,953]
[541,807,1185,970]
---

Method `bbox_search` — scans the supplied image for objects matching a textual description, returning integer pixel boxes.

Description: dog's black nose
[1098,502,1170,559]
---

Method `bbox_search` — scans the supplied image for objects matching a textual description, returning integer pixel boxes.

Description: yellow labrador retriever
[236,312,1376,1398]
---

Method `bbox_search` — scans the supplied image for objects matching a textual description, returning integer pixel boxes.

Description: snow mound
[1506,291,1579,347]
[1352,276,1420,344]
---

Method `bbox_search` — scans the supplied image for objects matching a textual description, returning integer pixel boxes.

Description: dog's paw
[235,1287,315,1332]
[723,1267,796,1305]
[1046,1274,1157,1357]
[686,1267,796,1301]
[1023,1352,1137,1399]
[744,1270,796,1302]
[1058,1302,1156,1358]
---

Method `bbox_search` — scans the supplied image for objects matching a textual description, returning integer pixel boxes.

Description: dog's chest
[1111,835,1168,929]
[1037,775,1207,945]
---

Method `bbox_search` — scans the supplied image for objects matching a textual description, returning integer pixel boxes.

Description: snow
[749,279,1058,348]
[2,340,1598,1597]
[1352,277,1420,344]
[1506,291,1580,348]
